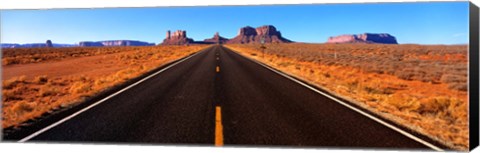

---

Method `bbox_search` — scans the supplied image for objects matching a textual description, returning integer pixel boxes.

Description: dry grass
[2,45,210,129]
[225,43,468,150]
[33,75,49,84]
[3,75,26,90]
[2,46,141,65]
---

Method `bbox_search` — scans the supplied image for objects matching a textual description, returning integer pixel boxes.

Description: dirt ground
[225,43,469,150]
[2,45,210,129]
[3,53,126,80]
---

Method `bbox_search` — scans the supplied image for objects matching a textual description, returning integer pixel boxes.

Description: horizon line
[0,41,469,46]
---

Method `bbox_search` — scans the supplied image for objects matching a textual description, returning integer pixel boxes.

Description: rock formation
[79,41,104,47]
[203,32,229,44]
[327,33,398,44]
[227,25,292,44]
[0,44,21,48]
[46,40,53,47]
[161,30,194,45]
[100,40,155,46]
[79,40,155,47]
[1,43,77,48]
[3,43,47,48]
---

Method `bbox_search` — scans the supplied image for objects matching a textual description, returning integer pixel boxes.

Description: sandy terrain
[3,54,125,80]
[2,45,210,129]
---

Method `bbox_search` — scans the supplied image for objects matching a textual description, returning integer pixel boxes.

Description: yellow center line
[216,66,220,72]
[215,106,224,146]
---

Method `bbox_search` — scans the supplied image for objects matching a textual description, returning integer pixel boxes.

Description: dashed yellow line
[215,106,224,146]
[216,66,220,72]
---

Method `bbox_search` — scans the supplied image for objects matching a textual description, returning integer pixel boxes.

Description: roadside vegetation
[2,47,136,65]
[225,43,468,150]
[2,45,209,129]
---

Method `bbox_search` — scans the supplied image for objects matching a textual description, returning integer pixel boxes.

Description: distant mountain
[2,40,154,48]
[327,33,398,44]
[1,43,77,48]
[79,40,155,47]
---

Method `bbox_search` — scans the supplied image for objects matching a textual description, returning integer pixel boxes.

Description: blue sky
[0,2,469,44]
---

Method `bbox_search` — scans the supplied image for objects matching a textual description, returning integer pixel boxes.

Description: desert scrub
[3,75,26,89]
[440,74,468,91]
[225,44,469,150]
[34,75,49,84]
[2,90,22,101]
[10,100,36,116]
[2,45,210,129]
[2,57,18,65]
[385,93,421,111]
[69,82,93,95]
[228,43,467,89]
[38,84,58,97]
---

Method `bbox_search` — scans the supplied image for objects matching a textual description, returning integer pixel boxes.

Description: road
[4,45,445,150]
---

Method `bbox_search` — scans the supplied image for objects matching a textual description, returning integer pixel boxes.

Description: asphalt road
[4,45,445,150]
